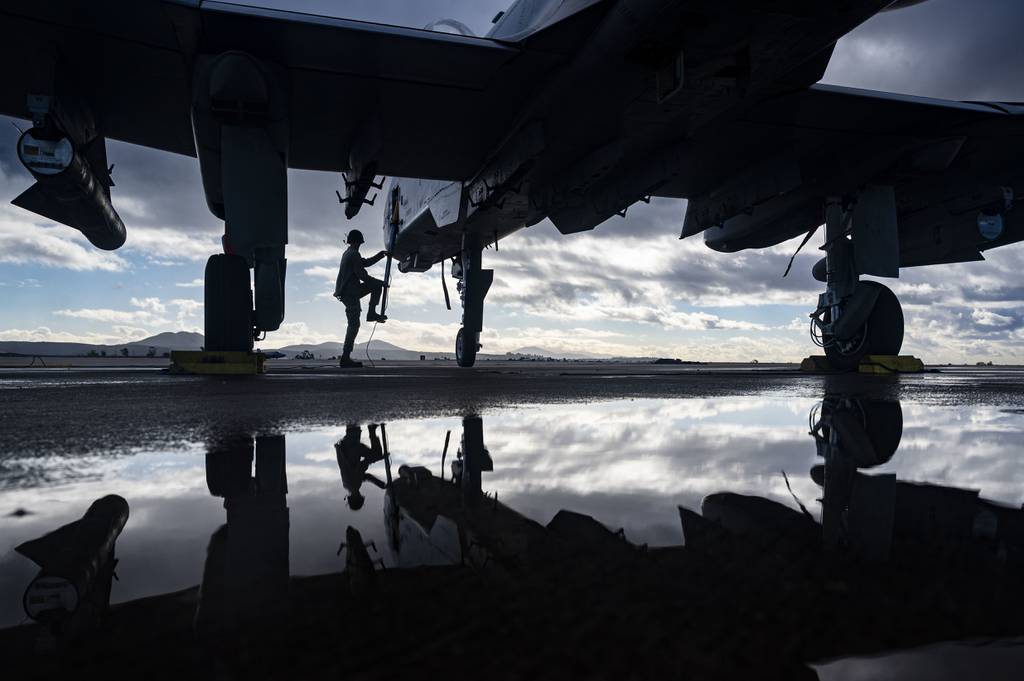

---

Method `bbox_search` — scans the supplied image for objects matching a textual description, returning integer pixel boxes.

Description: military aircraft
[3,0,1022,367]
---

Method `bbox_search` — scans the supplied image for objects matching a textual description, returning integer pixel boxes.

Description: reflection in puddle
[2,391,1024,677]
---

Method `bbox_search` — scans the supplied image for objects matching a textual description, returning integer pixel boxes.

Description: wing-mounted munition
[16,495,129,642]
[13,96,125,250]
[339,122,384,220]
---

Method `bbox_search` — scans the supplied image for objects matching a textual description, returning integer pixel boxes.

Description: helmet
[346,229,365,245]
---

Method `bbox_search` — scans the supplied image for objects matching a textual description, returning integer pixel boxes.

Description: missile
[13,128,126,250]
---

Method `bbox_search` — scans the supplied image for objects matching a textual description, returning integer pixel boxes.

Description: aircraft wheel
[824,282,903,372]
[856,399,903,466]
[204,254,254,352]
[456,327,477,367]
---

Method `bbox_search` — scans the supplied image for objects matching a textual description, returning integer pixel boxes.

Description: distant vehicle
[4,0,1022,370]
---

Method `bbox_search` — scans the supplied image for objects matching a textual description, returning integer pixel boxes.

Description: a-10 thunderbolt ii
[2,0,1022,368]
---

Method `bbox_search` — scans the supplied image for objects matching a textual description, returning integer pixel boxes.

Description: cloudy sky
[1,0,1023,361]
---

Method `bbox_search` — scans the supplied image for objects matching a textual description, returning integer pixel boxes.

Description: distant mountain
[0,330,203,357]
[0,334,632,362]
[276,340,435,360]
[512,346,608,360]
[134,331,204,351]
[0,341,116,357]
[0,333,442,360]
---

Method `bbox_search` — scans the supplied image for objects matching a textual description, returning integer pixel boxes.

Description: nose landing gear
[453,235,493,368]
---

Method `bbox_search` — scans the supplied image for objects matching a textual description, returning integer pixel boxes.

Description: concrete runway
[2,360,1023,458]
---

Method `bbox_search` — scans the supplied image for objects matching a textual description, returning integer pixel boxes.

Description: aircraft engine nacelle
[701,191,819,253]
[13,129,126,250]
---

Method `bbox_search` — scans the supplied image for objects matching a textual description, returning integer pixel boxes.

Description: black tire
[856,399,903,467]
[456,327,477,367]
[824,281,903,371]
[204,439,254,497]
[205,254,253,352]
[862,281,904,355]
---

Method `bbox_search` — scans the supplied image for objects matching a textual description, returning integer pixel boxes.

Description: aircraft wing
[672,84,1024,238]
[0,1,575,180]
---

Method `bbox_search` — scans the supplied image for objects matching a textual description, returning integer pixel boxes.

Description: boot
[338,354,363,368]
[366,310,388,323]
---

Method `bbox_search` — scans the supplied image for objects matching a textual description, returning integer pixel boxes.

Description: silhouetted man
[334,229,388,368]
[335,424,387,510]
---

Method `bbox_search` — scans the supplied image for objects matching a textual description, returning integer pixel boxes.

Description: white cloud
[175,278,204,288]
[124,227,221,263]
[0,278,42,288]
[302,266,335,281]
[285,241,341,263]
[110,325,155,341]
[54,307,159,324]
[0,207,129,272]
[0,326,145,345]
[261,321,337,347]
[130,297,167,314]
[52,296,186,329]
[971,308,1014,327]
[169,298,203,328]
[169,299,202,314]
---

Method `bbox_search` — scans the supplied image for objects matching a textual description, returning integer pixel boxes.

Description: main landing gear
[195,52,289,353]
[809,393,903,552]
[809,197,905,371]
[453,235,493,368]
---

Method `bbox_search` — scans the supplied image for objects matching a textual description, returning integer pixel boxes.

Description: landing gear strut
[453,235,493,368]
[810,197,904,371]
[809,394,903,553]
[195,51,290,354]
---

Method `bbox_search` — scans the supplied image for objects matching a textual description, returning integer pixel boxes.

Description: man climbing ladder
[334,229,388,368]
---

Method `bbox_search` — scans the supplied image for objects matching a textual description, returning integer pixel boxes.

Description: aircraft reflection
[809,392,1024,566]
[682,388,1024,565]
[384,415,634,571]
[8,402,1024,680]
[811,393,903,556]
[195,434,289,659]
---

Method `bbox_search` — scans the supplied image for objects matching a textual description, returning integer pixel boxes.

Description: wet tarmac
[1,363,1023,679]
[2,361,1023,458]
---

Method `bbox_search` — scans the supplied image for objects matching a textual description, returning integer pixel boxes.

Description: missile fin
[12,182,77,230]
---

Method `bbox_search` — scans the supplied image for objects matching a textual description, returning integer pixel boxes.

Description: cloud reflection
[2,396,1024,628]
